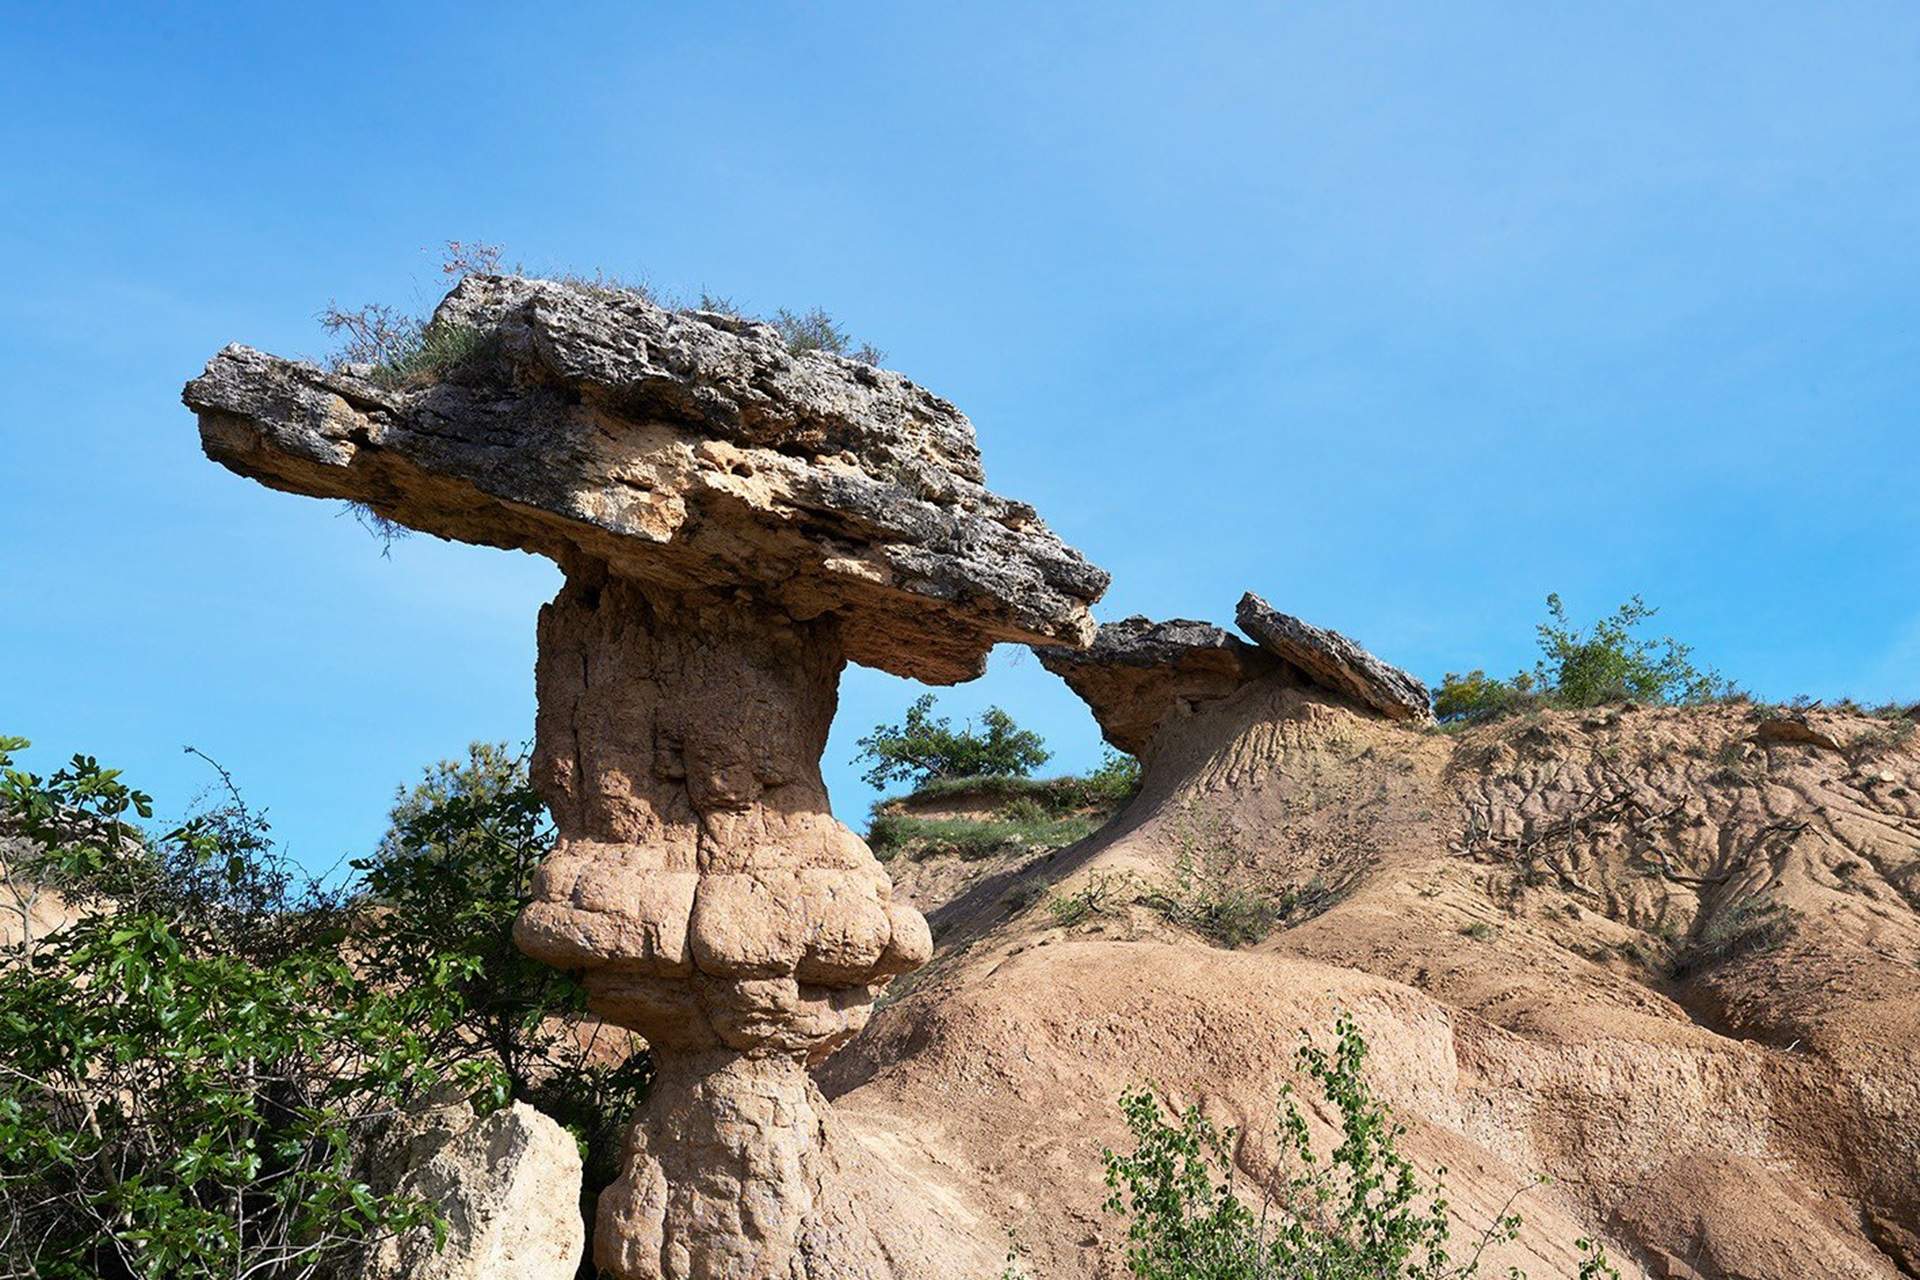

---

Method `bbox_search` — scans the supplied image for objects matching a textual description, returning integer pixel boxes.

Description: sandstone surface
[819,641,1920,1279]
[343,1100,584,1280]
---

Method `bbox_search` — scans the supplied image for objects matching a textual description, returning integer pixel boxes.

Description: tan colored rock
[1749,713,1845,752]
[1236,591,1433,723]
[1035,615,1280,758]
[182,276,1105,1279]
[825,690,1920,1279]
[345,1100,583,1280]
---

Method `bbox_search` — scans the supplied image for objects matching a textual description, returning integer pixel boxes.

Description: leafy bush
[0,738,452,1280]
[1436,593,1731,724]
[1431,669,1538,724]
[353,744,651,1224]
[0,736,649,1280]
[1083,749,1144,805]
[854,693,1051,790]
[1103,1012,1620,1280]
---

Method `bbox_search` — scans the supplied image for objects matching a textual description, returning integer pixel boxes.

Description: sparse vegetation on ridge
[1435,594,1737,725]
[869,809,1103,863]
[862,726,1140,867]
[320,239,885,389]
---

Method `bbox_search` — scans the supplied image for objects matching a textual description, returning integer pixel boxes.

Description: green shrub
[854,694,1051,790]
[1083,749,1144,805]
[769,305,886,365]
[1431,669,1538,723]
[1102,1012,1620,1280]
[0,738,451,1279]
[353,744,651,1210]
[0,736,649,1279]
[1436,593,1732,724]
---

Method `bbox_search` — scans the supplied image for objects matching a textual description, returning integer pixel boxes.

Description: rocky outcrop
[184,276,1104,685]
[344,1100,583,1280]
[183,275,1106,1279]
[1035,616,1279,757]
[1235,592,1432,723]
[1039,599,1432,763]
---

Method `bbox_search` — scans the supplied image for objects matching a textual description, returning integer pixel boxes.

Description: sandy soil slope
[821,678,1920,1280]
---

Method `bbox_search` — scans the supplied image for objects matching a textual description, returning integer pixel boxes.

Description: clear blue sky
[4,2,1916,869]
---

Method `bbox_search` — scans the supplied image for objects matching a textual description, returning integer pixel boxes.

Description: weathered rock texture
[1236,591,1432,723]
[343,1100,583,1280]
[182,275,1106,1278]
[1036,616,1280,757]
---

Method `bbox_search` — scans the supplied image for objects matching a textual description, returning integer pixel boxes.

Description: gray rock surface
[182,275,1105,684]
[343,1100,583,1280]
[1235,592,1433,723]
[1036,616,1279,755]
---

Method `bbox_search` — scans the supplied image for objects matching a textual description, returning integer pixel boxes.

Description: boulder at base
[344,1100,583,1280]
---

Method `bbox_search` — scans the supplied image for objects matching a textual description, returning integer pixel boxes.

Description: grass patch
[367,321,495,388]
[866,811,1100,862]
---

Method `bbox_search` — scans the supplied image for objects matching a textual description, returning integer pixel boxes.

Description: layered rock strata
[183,275,1106,1278]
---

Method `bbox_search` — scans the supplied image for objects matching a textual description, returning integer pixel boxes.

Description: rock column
[513,564,931,1279]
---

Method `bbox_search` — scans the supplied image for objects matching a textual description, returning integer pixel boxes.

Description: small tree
[1532,593,1722,708]
[1103,1013,1620,1280]
[854,694,1051,790]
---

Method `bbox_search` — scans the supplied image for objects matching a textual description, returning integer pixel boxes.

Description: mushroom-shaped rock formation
[182,275,1107,1279]
[1035,616,1278,756]
[1236,592,1433,724]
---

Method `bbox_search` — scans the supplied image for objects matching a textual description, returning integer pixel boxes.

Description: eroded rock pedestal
[517,570,929,1276]
[182,274,1106,1278]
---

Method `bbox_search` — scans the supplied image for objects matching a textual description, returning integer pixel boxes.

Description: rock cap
[1235,592,1432,723]
[182,275,1107,683]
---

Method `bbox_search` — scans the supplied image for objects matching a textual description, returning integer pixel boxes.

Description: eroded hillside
[821,640,1920,1280]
